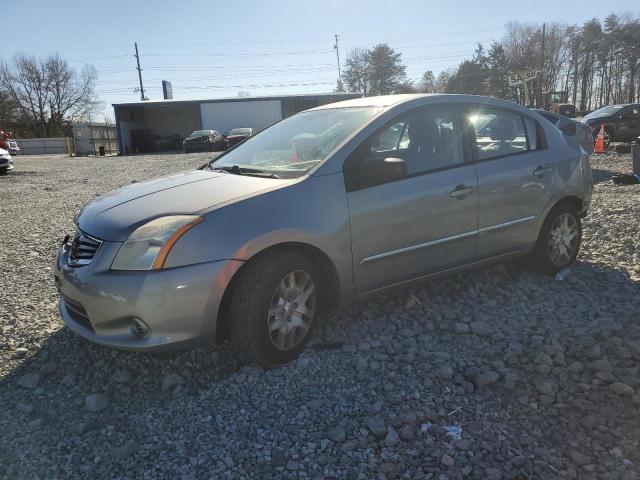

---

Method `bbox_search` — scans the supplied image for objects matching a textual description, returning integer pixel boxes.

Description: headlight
[111,215,203,271]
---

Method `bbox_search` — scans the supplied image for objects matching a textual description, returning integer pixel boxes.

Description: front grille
[68,231,102,267]
[62,296,94,332]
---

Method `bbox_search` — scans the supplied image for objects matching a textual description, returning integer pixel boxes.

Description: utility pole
[334,34,343,91]
[539,23,546,108]
[134,42,145,101]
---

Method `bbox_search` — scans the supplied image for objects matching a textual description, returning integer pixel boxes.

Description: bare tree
[0,53,97,137]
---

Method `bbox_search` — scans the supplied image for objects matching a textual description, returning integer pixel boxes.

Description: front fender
[164,172,355,303]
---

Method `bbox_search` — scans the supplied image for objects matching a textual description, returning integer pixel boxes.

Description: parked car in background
[582,103,640,144]
[0,148,14,174]
[532,109,594,154]
[224,128,254,149]
[54,94,593,366]
[183,129,225,152]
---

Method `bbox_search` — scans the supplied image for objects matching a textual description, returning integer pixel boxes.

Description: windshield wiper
[210,165,279,178]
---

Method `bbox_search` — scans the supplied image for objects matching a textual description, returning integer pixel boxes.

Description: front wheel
[227,251,321,366]
[529,203,582,275]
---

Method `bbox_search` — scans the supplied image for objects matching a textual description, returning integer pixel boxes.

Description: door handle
[533,165,552,177]
[449,184,475,198]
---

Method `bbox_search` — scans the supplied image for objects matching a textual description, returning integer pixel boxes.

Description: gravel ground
[1,152,639,480]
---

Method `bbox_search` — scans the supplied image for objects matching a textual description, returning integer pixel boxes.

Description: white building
[71,122,118,156]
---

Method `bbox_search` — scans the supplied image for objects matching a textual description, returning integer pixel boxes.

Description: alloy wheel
[547,213,579,266]
[267,270,316,351]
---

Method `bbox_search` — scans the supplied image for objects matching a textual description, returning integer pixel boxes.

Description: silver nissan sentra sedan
[54,94,593,366]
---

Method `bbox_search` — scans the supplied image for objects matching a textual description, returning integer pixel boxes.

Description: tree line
[0,54,97,138]
[340,13,640,112]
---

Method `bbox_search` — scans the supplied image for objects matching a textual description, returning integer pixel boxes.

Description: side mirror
[356,156,407,189]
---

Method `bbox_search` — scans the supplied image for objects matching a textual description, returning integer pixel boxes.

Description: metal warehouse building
[112,92,360,154]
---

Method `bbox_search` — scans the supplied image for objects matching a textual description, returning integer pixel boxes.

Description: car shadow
[1,258,639,476]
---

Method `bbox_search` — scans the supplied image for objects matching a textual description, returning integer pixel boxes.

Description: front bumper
[54,238,243,352]
[0,157,13,170]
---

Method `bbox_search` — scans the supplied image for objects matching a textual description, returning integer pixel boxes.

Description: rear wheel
[227,251,321,366]
[529,203,582,275]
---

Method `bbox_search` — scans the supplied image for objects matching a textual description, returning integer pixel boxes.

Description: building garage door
[200,100,282,134]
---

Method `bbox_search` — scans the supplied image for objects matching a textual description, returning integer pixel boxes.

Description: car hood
[77,169,290,241]
[583,112,614,122]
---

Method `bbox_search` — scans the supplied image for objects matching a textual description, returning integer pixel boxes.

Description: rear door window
[467,108,529,160]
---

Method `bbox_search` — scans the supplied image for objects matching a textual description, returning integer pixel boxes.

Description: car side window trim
[344,104,474,193]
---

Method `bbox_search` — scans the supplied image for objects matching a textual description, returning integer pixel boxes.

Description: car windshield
[584,105,624,119]
[190,130,212,137]
[211,107,381,178]
[229,128,251,136]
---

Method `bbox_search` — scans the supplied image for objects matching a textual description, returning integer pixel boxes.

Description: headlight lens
[112,215,203,271]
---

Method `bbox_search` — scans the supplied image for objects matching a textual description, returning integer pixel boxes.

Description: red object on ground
[594,124,606,154]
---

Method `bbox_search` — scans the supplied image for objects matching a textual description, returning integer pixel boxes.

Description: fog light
[131,318,150,338]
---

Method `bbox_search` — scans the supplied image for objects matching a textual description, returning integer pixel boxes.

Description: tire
[227,251,321,367]
[529,202,582,275]
[0,168,7,176]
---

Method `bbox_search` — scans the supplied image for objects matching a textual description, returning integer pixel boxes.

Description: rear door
[345,104,479,293]
[463,105,555,258]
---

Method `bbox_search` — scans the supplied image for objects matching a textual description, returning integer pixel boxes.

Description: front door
[463,105,556,257]
[619,105,640,140]
[345,105,479,293]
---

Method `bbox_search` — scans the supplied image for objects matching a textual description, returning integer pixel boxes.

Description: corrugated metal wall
[200,100,282,134]
[143,104,201,137]
[15,138,71,155]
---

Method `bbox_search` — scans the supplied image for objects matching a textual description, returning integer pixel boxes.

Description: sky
[4,0,639,119]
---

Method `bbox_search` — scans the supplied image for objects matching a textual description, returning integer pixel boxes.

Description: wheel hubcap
[267,270,316,351]
[548,213,579,266]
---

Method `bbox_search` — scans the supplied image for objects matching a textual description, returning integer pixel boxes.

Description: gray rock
[441,452,455,467]
[111,440,139,459]
[470,321,493,336]
[112,370,132,384]
[162,373,184,391]
[399,424,415,441]
[384,427,400,447]
[365,417,387,439]
[580,415,600,429]
[13,347,29,357]
[567,449,591,467]
[533,352,553,366]
[326,426,346,443]
[610,382,635,397]
[485,467,502,479]
[16,402,34,414]
[475,371,500,388]
[453,322,470,334]
[84,393,109,412]
[39,361,57,376]
[17,373,40,389]
[533,378,558,397]
[455,439,472,451]
[435,364,454,380]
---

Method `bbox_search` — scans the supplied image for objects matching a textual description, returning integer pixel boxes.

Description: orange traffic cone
[594,123,606,154]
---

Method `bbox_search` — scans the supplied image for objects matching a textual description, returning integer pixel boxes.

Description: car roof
[310,94,538,115]
[311,94,430,110]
